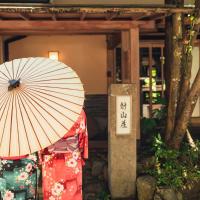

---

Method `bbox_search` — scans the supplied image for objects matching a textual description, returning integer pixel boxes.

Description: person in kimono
[0,154,39,200]
[40,109,88,200]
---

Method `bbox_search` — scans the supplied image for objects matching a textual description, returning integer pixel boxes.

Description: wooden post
[130,28,140,139]
[107,48,115,86]
[121,27,140,138]
[108,27,139,199]
[0,36,3,63]
[107,34,120,86]
[121,30,130,83]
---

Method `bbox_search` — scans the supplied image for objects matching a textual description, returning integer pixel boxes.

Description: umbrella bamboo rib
[0,95,11,146]
[21,91,62,140]
[19,91,52,145]
[15,93,20,156]
[0,96,10,116]
[8,93,14,156]
[24,70,74,82]
[22,61,66,79]
[18,93,43,150]
[16,58,36,79]
[0,57,84,157]
[0,98,10,156]
[0,94,11,122]
[15,58,22,80]
[0,77,8,82]
[0,69,11,80]
[26,87,83,107]
[0,91,9,105]
[25,82,81,85]
[20,59,57,80]
[15,58,33,80]
[12,60,15,79]
[24,77,80,83]
[25,84,84,91]
[23,90,69,131]
[24,86,84,99]
[18,58,50,80]
[4,63,13,80]
[0,95,12,155]
[16,94,32,154]
[24,89,79,123]
[22,64,62,81]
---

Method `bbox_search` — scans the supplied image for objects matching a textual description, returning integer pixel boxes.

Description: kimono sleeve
[78,110,88,164]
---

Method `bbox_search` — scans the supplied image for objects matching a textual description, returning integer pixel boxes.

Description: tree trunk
[170,68,200,149]
[165,13,182,142]
[165,0,200,149]
[177,14,199,116]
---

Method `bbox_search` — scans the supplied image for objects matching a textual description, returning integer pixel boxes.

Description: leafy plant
[140,105,166,153]
[147,134,200,189]
[96,190,111,200]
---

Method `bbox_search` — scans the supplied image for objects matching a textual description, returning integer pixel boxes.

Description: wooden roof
[0,4,192,20]
[0,4,193,35]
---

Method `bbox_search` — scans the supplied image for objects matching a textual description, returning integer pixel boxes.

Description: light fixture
[48,51,59,60]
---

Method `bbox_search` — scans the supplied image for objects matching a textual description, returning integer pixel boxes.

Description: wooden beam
[131,13,148,20]
[19,13,29,21]
[0,30,118,35]
[130,28,140,139]
[106,12,119,20]
[52,13,57,21]
[0,6,192,15]
[107,33,121,49]
[149,13,168,20]
[0,20,155,34]
[80,12,87,21]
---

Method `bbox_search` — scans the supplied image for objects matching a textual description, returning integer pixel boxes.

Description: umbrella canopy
[0,57,84,157]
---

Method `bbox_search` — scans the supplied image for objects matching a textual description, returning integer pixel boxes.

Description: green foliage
[96,190,111,200]
[148,135,200,189]
[140,105,166,149]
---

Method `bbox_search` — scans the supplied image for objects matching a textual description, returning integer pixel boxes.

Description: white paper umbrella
[0,57,84,157]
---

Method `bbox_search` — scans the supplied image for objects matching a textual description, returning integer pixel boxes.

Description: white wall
[191,47,200,117]
[9,35,107,94]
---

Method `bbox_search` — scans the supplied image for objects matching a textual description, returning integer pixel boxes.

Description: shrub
[147,134,200,189]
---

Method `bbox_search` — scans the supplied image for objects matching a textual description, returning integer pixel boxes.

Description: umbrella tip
[8,79,21,91]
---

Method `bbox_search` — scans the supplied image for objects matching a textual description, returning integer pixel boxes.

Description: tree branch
[170,65,200,149]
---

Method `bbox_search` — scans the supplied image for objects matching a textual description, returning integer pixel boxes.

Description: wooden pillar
[107,46,115,86]
[121,27,140,138]
[0,36,4,63]
[121,30,130,83]
[130,28,140,139]
[108,27,139,199]
[107,34,121,86]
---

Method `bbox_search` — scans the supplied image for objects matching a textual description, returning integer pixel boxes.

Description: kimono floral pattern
[0,154,39,200]
[40,110,88,200]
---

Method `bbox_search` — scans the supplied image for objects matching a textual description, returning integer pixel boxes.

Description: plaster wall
[9,35,107,94]
[191,47,200,117]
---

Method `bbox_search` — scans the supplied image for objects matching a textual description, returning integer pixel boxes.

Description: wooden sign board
[116,95,132,135]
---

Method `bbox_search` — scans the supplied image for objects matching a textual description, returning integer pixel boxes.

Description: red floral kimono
[40,110,88,200]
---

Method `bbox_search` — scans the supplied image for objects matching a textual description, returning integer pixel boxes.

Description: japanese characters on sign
[116,95,132,135]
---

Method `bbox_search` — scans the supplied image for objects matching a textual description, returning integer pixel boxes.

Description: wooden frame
[0,4,192,146]
[139,41,164,118]
[0,20,155,35]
